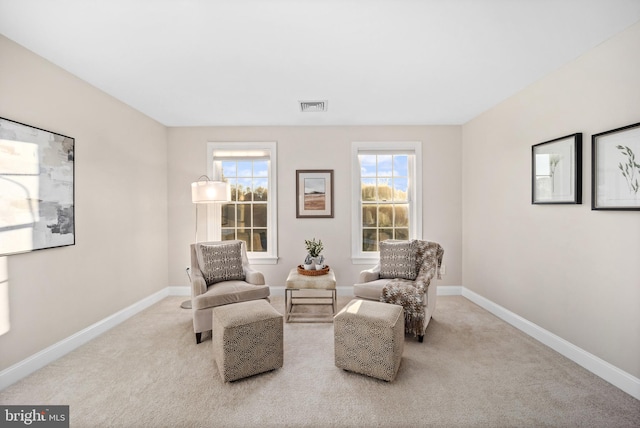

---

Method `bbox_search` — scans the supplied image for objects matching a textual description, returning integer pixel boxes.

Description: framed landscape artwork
[296,169,334,218]
[0,117,75,255]
[532,133,582,204]
[592,122,640,210]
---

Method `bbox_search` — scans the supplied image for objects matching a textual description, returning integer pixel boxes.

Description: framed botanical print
[592,122,640,210]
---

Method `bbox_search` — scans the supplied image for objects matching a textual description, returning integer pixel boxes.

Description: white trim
[207,203,223,241]
[462,287,640,400]
[0,288,169,391]
[351,257,379,265]
[245,256,278,265]
[350,141,422,261]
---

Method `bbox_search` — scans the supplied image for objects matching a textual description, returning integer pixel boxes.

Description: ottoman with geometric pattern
[334,299,404,382]
[212,299,283,382]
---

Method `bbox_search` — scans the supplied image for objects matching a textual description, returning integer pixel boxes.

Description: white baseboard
[0,288,169,391]
[3,284,638,400]
[462,287,640,400]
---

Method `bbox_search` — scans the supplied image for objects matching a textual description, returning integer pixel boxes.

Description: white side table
[285,267,337,322]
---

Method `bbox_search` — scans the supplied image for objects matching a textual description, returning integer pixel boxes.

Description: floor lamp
[181,176,231,309]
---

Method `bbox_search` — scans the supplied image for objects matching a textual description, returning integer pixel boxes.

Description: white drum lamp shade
[191,180,231,203]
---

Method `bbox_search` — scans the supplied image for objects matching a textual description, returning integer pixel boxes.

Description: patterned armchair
[353,239,444,342]
[190,240,270,344]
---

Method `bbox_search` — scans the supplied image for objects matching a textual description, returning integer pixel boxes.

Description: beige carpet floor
[1,295,638,427]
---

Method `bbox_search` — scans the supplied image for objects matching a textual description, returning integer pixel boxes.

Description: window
[207,142,278,264]
[351,142,422,263]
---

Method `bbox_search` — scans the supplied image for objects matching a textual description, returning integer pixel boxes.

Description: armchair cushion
[192,280,270,310]
[197,241,245,286]
[353,278,394,301]
[379,239,417,280]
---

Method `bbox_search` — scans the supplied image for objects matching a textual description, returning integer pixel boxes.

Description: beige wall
[167,126,462,289]
[3,17,637,386]
[0,36,169,370]
[462,22,640,377]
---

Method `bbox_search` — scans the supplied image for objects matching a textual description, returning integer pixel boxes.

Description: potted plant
[304,238,324,270]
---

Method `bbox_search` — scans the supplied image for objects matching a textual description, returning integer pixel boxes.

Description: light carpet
[1,296,638,427]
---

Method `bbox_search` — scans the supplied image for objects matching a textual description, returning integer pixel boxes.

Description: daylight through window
[351,142,421,261]
[209,142,277,263]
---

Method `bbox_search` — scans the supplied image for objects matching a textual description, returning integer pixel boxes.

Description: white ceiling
[1,0,640,127]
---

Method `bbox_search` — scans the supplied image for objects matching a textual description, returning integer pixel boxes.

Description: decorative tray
[297,265,330,276]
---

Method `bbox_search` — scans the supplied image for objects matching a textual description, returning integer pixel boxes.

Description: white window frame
[207,142,278,265]
[351,141,422,264]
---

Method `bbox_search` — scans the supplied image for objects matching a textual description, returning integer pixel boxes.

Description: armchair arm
[191,267,207,297]
[359,263,381,283]
[244,267,266,285]
[190,243,207,297]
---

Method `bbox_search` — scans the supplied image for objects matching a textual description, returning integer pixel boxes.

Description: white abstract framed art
[0,117,75,255]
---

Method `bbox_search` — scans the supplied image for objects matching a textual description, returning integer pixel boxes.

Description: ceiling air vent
[299,100,328,112]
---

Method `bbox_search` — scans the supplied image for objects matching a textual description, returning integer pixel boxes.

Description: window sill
[351,257,379,265]
[247,256,279,265]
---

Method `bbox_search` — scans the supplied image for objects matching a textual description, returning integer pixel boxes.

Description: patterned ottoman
[212,299,283,382]
[334,299,404,382]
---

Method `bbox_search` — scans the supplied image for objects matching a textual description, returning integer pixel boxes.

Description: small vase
[303,263,314,270]
[313,256,324,270]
